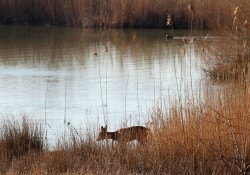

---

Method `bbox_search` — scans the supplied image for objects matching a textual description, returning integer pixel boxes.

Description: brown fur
[97,125,150,144]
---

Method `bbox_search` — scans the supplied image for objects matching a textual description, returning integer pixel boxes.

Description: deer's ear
[105,125,107,129]
[101,126,104,130]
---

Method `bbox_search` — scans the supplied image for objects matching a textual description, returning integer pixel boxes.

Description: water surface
[0,26,205,143]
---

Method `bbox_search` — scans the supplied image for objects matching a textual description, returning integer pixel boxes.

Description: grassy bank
[0,0,249,29]
[1,84,250,174]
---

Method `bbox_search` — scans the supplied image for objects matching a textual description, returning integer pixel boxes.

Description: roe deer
[97,125,150,144]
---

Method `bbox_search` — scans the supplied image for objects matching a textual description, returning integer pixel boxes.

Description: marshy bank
[0,0,249,30]
[1,82,250,174]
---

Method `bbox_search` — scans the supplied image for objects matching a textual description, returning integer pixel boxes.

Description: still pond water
[0,26,206,143]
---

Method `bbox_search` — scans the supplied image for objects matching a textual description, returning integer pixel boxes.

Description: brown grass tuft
[1,85,249,174]
[0,116,43,174]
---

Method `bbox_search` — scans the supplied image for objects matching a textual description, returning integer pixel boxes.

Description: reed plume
[103,46,108,53]
[166,14,174,37]
[243,20,248,29]
[132,32,138,41]
[93,49,98,57]
[166,14,173,26]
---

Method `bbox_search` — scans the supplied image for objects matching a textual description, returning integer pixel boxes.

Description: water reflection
[0,26,204,143]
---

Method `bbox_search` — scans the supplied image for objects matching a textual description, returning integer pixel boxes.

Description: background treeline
[0,0,249,29]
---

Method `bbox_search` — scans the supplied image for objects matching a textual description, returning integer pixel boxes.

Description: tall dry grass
[0,0,248,29]
[202,4,250,82]
[0,116,43,174]
[1,83,250,174]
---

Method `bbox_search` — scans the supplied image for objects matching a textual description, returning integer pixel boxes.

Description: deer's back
[116,126,149,142]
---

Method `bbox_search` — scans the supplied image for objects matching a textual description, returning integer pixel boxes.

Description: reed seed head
[233,16,237,24]
[166,14,173,26]
[243,40,247,49]
[103,46,108,53]
[244,20,248,29]
[203,33,209,43]
[93,49,98,57]
[233,7,238,15]
[182,35,187,44]
[133,32,137,41]
[188,3,193,12]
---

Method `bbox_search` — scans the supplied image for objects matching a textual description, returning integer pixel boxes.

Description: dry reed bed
[202,3,250,81]
[1,85,250,174]
[0,0,249,29]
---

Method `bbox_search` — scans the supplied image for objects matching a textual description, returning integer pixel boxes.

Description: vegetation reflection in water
[0,27,204,142]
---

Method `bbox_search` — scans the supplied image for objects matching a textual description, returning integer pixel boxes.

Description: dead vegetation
[1,84,250,175]
[0,0,248,29]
